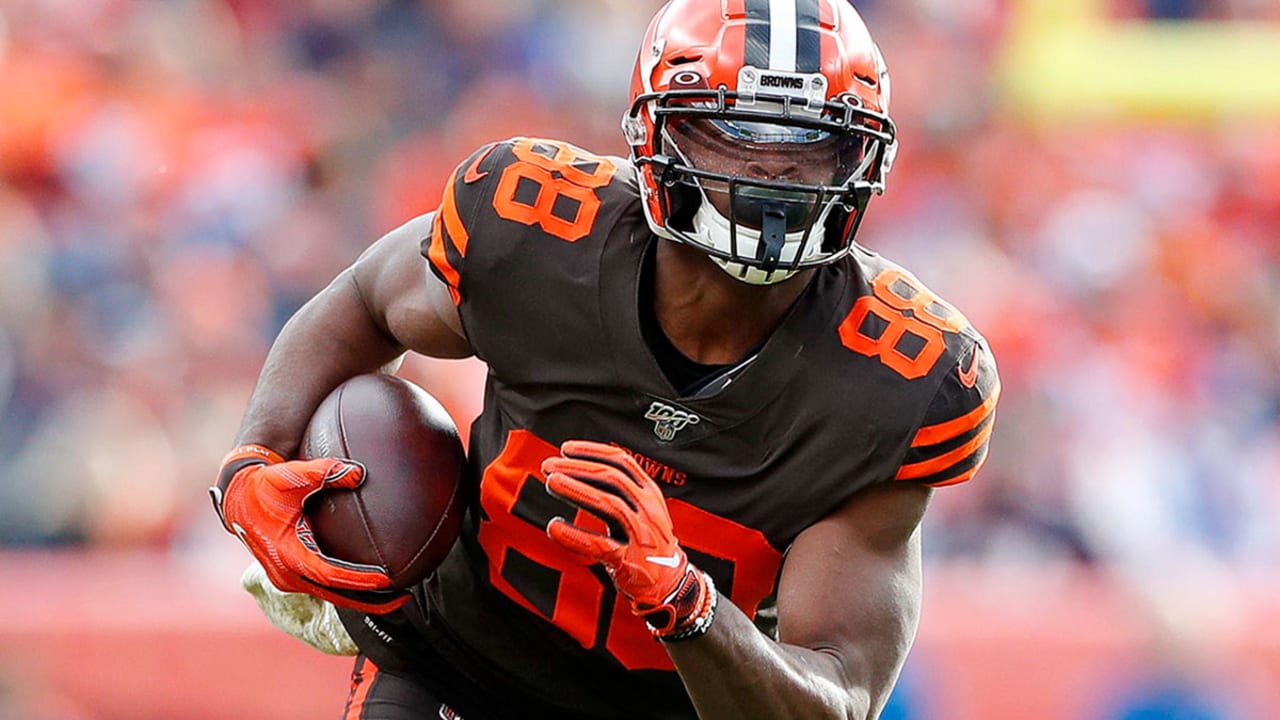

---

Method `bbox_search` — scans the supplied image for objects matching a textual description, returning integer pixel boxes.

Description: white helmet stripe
[768,0,798,72]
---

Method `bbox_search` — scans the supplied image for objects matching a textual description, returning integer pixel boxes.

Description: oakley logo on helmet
[644,401,701,441]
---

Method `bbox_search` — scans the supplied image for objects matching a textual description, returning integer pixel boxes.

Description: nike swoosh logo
[229,522,255,553]
[958,344,981,389]
[645,553,682,568]
[462,145,496,184]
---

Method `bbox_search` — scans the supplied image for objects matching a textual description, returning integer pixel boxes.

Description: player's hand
[210,444,409,614]
[542,440,717,640]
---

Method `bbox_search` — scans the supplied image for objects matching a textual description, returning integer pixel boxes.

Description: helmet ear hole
[822,190,871,254]
[667,182,701,233]
[822,206,849,254]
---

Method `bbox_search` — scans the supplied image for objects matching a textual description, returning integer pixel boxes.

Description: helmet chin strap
[685,194,821,286]
[710,256,798,286]
[757,203,788,272]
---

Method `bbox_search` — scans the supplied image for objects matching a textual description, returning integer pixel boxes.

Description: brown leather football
[301,373,466,589]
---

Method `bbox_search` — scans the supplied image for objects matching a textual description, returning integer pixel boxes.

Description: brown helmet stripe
[795,0,822,72]
[744,0,771,68]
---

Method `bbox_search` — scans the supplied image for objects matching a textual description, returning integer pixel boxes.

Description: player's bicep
[350,213,472,359]
[775,481,931,710]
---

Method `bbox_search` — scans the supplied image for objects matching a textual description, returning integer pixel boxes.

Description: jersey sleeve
[420,142,504,305]
[894,337,1001,487]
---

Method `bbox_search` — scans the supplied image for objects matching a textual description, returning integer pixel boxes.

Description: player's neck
[652,240,814,365]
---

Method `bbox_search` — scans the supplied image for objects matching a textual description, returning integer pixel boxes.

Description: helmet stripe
[795,0,821,72]
[744,0,771,69]
[767,0,797,71]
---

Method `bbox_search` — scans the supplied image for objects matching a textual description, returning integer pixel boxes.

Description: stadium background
[1,0,1278,717]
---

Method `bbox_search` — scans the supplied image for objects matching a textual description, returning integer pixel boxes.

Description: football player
[212,0,1000,718]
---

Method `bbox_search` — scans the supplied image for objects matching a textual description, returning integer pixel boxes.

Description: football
[300,373,466,589]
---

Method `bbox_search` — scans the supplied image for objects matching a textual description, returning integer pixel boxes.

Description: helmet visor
[667,117,864,234]
[669,117,867,187]
[708,118,834,145]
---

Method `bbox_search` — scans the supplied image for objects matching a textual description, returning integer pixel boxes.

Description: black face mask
[727,186,816,270]
[721,188,798,269]
[729,185,815,232]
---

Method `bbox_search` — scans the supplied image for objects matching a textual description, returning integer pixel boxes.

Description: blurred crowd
[0,0,1277,589]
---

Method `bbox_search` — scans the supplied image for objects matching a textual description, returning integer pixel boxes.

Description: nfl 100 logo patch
[644,401,700,441]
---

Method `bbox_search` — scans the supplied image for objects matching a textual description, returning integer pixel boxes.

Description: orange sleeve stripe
[439,168,472,258]
[428,212,462,305]
[909,379,1001,448]
[896,418,995,481]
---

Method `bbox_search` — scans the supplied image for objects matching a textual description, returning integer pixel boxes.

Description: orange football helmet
[624,0,897,284]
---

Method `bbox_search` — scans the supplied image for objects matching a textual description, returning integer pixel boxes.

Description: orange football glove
[542,441,717,641]
[210,444,409,615]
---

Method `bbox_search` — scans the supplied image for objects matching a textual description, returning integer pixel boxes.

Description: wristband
[653,571,718,642]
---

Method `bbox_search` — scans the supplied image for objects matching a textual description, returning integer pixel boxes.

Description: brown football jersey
[349,137,999,719]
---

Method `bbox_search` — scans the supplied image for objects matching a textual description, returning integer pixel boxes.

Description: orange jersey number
[477,430,783,671]
[839,268,972,380]
[490,139,618,242]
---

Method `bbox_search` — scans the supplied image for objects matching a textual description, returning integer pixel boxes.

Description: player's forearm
[236,270,407,457]
[667,601,877,720]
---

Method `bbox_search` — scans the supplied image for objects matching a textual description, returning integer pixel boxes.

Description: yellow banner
[998,0,1280,120]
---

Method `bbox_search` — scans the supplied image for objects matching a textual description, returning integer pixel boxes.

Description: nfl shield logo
[644,401,701,441]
